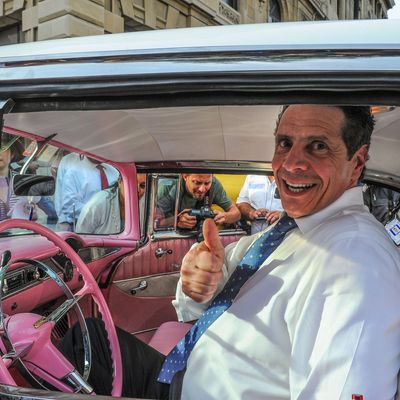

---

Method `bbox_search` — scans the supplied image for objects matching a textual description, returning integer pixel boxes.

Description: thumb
[203,218,223,252]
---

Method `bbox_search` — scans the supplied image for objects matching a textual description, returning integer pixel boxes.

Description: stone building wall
[0,0,395,44]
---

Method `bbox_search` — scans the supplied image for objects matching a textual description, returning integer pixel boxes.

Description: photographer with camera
[157,174,240,230]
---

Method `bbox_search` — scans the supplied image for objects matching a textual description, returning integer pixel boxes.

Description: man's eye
[310,141,328,151]
[278,138,291,148]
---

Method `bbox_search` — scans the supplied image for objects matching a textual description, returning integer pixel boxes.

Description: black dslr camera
[188,206,215,220]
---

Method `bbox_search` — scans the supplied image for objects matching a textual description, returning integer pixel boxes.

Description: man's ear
[182,174,189,182]
[350,144,369,185]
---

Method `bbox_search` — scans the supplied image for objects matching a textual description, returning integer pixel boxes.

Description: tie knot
[275,213,297,234]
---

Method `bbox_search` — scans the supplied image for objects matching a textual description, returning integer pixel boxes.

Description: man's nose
[282,145,309,172]
[198,185,208,193]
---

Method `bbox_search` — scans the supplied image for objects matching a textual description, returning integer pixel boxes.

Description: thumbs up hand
[180,218,225,303]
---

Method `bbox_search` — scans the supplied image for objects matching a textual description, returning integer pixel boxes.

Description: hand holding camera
[178,206,216,230]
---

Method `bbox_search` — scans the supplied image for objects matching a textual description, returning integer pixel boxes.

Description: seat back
[148,321,192,355]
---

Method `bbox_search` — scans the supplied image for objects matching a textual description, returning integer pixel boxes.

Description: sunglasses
[139,183,146,189]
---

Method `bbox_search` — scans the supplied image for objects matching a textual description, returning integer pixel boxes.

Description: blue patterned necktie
[158,214,297,384]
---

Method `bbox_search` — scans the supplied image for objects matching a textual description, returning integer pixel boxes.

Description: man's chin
[281,199,311,219]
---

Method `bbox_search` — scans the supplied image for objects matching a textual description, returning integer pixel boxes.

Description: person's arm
[155,187,178,228]
[237,179,270,222]
[211,178,241,224]
[213,203,241,224]
[55,168,82,224]
[173,220,258,321]
[237,202,266,220]
[75,195,102,233]
[290,238,400,398]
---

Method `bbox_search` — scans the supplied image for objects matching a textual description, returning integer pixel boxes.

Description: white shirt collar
[294,186,366,235]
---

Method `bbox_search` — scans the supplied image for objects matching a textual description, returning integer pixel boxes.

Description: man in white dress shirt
[237,174,284,233]
[62,105,400,400]
[54,153,119,231]
[174,105,400,399]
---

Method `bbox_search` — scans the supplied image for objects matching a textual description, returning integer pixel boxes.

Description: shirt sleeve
[75,194,103,233]
[156,186,177,218]
[288,237,400,399]
[236,175,251,204]
[55,167,81,223]
[211,178,232,211]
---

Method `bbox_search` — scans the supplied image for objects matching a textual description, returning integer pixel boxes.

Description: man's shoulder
[210,176,226,193]
[87,187,115,208]
[310,208,398,256]
[211,176,222,186]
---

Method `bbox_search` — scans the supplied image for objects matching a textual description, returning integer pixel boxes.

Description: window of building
[0,24,20,46]
[268,0,282,22]
[222,0,238,10]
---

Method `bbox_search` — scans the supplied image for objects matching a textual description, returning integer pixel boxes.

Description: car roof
[0,19,399,62]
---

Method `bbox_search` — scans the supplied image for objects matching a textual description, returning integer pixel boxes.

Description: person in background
[156,174,240,229]
[75,177,124,234]
[137,173,146,221]
[0,134,35,221]
[54,153,119,231]
[363,183,400,225]
[75,173,146,234]
[236,174,283,234]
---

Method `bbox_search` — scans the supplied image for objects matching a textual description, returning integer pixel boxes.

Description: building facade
[0,0,395,45]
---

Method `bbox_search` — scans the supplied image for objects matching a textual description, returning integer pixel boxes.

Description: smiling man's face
[272,105,368,218]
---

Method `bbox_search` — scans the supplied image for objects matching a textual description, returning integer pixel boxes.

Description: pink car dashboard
[0,234,83,315]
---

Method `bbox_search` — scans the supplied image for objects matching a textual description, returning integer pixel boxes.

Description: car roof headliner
[4,105,400,181]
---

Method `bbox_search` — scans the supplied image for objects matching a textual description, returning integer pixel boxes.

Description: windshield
[0,132,121,237]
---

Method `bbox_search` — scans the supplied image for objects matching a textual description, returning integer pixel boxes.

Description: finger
[203,218,223,253]
[180,219,196,229]
[214,214,224,223]
[191,248,222,272]
[267,212,279,224]
[181,274,221,297]
[183,289,214,304]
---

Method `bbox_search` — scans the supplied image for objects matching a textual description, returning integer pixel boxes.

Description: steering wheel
[0,219,122,396]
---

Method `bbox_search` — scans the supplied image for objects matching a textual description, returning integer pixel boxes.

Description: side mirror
[12,174,55,196]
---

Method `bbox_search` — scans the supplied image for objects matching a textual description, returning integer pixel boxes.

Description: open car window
[152,172,250,235]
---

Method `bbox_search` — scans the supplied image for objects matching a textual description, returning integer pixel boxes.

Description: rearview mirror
[12,174,55,196]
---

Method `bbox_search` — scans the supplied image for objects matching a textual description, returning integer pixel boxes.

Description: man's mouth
[284,181,316,193]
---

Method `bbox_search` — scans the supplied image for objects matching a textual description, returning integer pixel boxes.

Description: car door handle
[130,280,148,295]
[155,248,173,258]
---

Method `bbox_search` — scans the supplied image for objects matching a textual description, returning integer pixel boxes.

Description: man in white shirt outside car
[236,174,283,234]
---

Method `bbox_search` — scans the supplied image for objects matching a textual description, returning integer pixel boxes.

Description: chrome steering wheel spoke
[0,256,92,391]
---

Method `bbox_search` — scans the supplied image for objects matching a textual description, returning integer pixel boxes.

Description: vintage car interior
[0,19,398,400]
